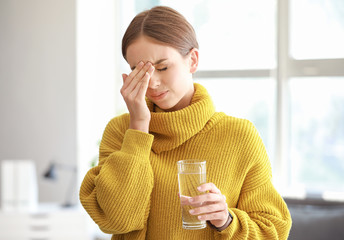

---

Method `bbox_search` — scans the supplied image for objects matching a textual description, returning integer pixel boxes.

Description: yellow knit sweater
[79,83,292,240]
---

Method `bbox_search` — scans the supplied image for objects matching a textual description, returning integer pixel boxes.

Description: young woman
[80,6,292,240]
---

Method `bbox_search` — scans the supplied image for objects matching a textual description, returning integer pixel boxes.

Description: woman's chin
[155,102,175,112]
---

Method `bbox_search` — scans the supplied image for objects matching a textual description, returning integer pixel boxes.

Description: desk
[0,204,92,240]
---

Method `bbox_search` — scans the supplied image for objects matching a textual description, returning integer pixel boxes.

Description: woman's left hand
[188,182,229,228]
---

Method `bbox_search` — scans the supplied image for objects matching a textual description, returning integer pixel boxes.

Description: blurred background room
[0,0,343,239]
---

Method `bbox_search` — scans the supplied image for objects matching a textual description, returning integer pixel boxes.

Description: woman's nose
[148,73,160,89]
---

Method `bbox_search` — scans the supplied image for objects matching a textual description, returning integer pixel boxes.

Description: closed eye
[156,67,167,72]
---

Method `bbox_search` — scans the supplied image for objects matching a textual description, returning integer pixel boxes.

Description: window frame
[193,0,344,199]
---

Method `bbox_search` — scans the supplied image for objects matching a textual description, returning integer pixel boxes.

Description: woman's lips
[149,90,168,101]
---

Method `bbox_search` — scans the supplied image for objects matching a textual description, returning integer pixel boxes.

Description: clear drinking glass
[177,160,207,230]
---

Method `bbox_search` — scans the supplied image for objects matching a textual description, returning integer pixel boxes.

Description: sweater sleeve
[79,118,154,235]
[214,120,292,239]
[214,182,292,240]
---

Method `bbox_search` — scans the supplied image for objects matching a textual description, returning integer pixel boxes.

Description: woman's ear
[189,48,199,74]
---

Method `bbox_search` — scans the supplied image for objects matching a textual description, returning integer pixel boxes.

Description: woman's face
[126,36,198,111]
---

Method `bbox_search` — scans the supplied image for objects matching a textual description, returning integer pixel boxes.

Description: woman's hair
[122,6,199,60]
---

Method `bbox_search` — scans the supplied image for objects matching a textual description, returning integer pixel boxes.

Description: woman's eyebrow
[154,58,167,65]
[131,58,168,71]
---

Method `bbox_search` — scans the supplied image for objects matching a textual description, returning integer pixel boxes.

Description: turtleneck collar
[146,83,216,154]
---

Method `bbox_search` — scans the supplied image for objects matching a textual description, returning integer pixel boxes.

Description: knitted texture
[79,83,292,240]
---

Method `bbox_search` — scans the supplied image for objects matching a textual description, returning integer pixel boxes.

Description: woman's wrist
[129,119,150,133]
[207,211,233,232]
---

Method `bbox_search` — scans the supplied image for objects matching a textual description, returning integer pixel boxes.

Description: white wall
[0,0,119,207]
[0,0,77,204]
[76,0,118,190]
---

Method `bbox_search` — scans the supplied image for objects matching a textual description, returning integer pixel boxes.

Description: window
[290,0,344,59]
[119,0,344,200]
[290,77,344,193]
[287,0,344,198]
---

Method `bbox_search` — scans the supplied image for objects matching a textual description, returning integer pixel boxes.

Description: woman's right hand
[121,61,155,133]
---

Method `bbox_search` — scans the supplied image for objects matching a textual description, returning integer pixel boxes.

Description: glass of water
[177,160,207,230]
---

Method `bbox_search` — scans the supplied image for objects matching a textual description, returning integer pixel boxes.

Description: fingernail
[189,209,195,214]
[149,66,154,71]
[197,186,202,191]
[138,61,144,67]
[189,198,194,203]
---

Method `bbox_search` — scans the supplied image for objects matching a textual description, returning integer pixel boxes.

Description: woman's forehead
[126,37,179,66]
